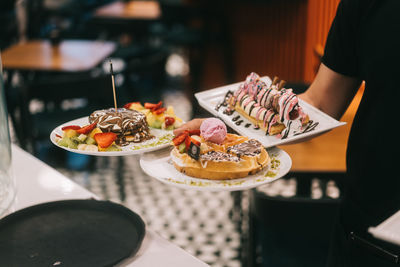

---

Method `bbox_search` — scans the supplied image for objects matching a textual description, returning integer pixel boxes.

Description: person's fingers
[173,118,206,136]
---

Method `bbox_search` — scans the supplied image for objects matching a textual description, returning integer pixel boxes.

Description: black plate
[0,199,145,267]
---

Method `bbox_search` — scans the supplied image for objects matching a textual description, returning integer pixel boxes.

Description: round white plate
[139,147,291,191]
[50,117,174,156]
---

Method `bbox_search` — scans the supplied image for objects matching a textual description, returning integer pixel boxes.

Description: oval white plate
[140,147,291,191]
[50,117,174,156]
[194,76,346,148]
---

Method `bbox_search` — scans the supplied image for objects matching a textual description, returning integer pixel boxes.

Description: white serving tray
[195,76,346,148]
[369,210,400,246]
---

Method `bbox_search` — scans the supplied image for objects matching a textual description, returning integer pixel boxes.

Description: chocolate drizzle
[232,116,240,122]
[227,139,262,157]
[89,108,153,145]
[223,108,235,116]
[294,120,319,136]
[235,120,244,126]
[215,90,234,111]
[200,151,240,162]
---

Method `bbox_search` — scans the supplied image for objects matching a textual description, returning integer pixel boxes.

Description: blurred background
[1,0,364,266]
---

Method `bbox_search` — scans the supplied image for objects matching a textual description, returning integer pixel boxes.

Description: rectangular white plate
[369,210,400,246]
[195,76,346,148]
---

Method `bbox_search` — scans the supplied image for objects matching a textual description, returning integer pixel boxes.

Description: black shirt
[322,0,400,233]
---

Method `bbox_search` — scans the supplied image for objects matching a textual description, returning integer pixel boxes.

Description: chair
[158,0,235,117]
[0,0,18,49]
[18,72,113,156]
[120,45,170,103]
[247,172,344,267]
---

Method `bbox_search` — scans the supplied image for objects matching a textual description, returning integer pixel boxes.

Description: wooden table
[1,40,116,72]
[2,40,116,151]
[279,86,364,173]
[94,1,161,21]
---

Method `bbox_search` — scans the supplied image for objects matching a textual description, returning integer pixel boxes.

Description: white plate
[50,117,173,156]
[369,210,400,246]
[195,76,346,148]
[139,147,291,191]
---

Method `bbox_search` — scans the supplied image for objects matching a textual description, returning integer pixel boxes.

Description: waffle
[170,134,269,180]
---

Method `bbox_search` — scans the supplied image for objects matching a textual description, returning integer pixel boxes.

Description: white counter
[8,144,209,267]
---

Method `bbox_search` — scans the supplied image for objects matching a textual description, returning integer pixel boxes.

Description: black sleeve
[322,0,360,77]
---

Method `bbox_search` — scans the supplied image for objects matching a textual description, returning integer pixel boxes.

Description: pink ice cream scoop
[200,118,227,144]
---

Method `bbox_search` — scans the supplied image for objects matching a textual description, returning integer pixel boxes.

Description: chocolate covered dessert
[89,108,152,145]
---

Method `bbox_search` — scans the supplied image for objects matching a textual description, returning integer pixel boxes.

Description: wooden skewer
[278,80,286,90]
[110,60,118,112]
[271,76,279,86]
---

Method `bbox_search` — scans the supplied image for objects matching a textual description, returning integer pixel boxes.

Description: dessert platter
[51,101,183,156]
[140,118,291,191]
[195,72,346,148]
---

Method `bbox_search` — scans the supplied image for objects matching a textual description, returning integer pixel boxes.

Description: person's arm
[300,63,362,120]
[173,118,206,136]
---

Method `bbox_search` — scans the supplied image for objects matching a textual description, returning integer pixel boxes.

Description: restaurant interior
[0,0,366,266]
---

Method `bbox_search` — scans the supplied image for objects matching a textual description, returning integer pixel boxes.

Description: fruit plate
[50,117,174,156]
[194,76,346,148]
[139,147,291,192]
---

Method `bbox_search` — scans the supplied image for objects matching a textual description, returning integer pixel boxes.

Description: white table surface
[7,144,209,267]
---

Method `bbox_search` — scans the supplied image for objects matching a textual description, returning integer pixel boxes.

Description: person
[174,0,400,266]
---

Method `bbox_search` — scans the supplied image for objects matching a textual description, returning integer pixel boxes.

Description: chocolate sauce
[235,120,243,126]
[294,120,319,135]
[254,125,260,130]
[281,121,292,140]
[280,94,296,123]
[227,139,262,157]
[200,151,240,162]
[232,116,240,122]
[215,103,223,112]
[239,95,248,107]
[245,123,251,128]
[89,108,152,144]
[223,108,235,116]
[215,90,234,111]
[248,103,256,115]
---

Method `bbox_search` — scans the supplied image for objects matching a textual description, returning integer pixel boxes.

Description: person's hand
[173,118,206,136]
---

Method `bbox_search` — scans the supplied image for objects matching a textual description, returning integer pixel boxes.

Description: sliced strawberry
[165,116,175,127]
[188,129,200,136]
[184,135,201,150]
[94,132,117,148]
[76,122,97,135]
[153,107,166,115]
[172,132,188,146]
[190,136,201,146]
[185,135,191,150]
[123,102,140,109]
[144,101,162,110]
[62,125,81,131]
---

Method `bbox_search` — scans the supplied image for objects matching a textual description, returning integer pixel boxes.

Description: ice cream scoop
[200,118,227,144]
